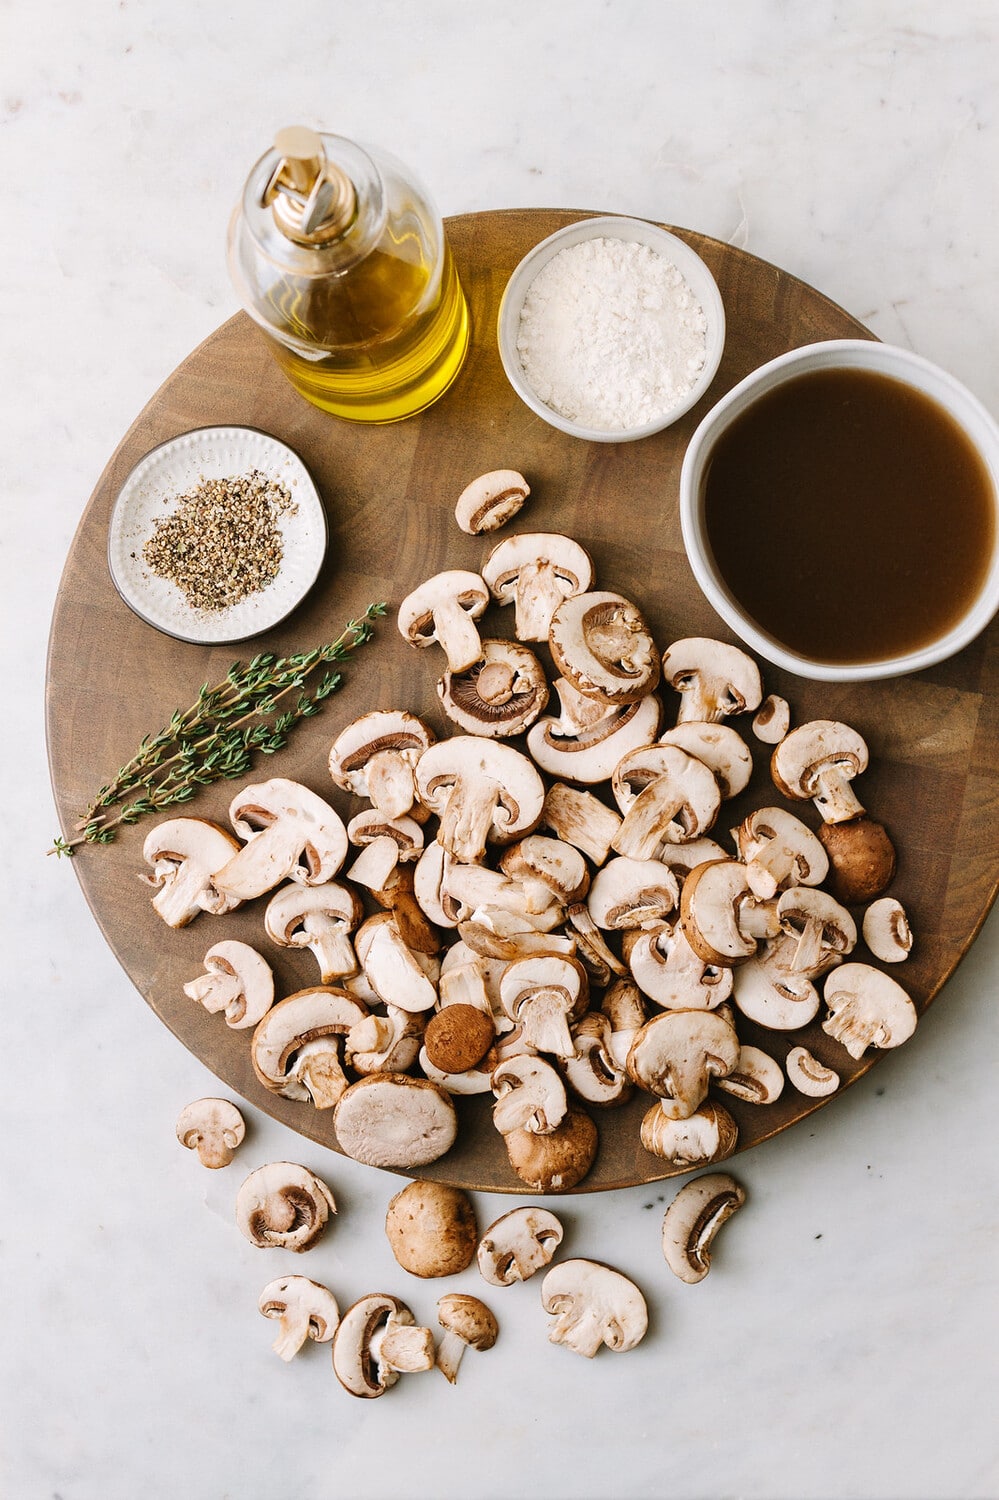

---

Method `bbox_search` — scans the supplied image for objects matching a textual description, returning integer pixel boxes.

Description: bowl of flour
[497,215,725,442]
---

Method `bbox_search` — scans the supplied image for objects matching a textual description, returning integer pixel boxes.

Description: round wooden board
[47,209,999,1193]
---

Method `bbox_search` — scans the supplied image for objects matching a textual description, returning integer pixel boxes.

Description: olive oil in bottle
[228,126,470,422]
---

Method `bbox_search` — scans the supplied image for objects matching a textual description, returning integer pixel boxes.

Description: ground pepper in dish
[142,470,297,612]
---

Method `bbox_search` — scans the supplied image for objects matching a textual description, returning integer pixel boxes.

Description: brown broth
[703,367,995,664]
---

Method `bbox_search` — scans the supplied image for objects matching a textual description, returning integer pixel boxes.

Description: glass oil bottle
[227,126,470,422]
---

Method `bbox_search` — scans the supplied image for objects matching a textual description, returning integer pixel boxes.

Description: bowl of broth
[679,339,999,681]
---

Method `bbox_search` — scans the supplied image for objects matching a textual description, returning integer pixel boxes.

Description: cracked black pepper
[142,470,297,612]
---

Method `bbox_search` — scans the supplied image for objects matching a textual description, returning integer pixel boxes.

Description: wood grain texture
[46,209,999,1192]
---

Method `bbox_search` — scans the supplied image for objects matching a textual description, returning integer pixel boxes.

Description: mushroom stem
[435,1328,468,1384]
[517,990,577,1058]
[294,1040,351,1109]
[438,779,502,864]
[270,1312,310,1363]
[811,766,866,823]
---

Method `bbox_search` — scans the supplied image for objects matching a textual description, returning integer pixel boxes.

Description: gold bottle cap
[262,126,357,245]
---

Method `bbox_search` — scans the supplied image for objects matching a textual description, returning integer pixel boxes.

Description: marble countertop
[5,3,998,1497]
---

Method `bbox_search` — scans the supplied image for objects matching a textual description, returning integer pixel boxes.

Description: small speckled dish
[497,215,726,442]
[107,425,327,644]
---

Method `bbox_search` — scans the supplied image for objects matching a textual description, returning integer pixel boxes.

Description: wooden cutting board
[46,209,999,1192]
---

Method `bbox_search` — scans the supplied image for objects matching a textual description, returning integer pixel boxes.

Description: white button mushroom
[821,963,918,1059]
[414,736,545,865]
[640,1099,739,1168]
[771,719,869,825]
[332,1074,458,1169]
[263,880,362,985]
[141,817,243,928]
[481,531,594,641]
[541,1259,648,1358]
[397,569,490,673]
[251,987,369,1109]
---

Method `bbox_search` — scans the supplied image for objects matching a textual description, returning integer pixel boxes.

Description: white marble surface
[5,3,999,1497]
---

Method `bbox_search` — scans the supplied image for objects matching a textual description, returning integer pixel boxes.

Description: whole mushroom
[384,1180,479,1278]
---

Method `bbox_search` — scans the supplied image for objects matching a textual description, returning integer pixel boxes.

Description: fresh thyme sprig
[50,603,386,857]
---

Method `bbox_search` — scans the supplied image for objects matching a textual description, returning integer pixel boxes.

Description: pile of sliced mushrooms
[158,465,920,1379]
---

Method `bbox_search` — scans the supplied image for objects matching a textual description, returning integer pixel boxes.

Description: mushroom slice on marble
[661,1171,746,1284]
[235,1162,336,1252]
[332,1295,436,1398]
[175,1097,246,1169]
[541,1259,648,1358]
[477,1207,564,1287]
[258,1276,340,1362]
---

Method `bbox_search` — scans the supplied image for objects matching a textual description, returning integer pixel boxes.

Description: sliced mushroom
[715,1044,785,1104]
[477,1207,564,1286]
[345,1005,425,1075]
[658,721,753,799]
[752,694,791,744]
[640,1099,739,1168]
[454,468,530,534]
[626,921,734,1011]
[435,1294,499,1382]
[768,886,857,978]
[771,720,869,824]
[731,954,822,1031]
[491,1053,568,1135]
[263,881,362,984]
[503,1104,598,1191]
[821,963,918,1059]
[415,736,545,864]
[611,743,722,858]
[549,590,660,703]
[438,639,549,737]
[526,683,662,785]
[182,940,275,1028]
[661,638,763,724]
[332,1294,435,1398]
[175,1098,246,1169]
[482,531,594,641]
[626,1008,741,1118]
[499,835,591,911]
[328,709,435,819]
[541,1259,648,1358]
[733,806,829,900]
[354,911,440,1014]
[539,782,624,865]
[397,569,490,673]
[863,897,913,963]
[679,859,779,966]
[384,1180,479,1278]
[140,817,242,928]
[661,1172,746,1284]
[214,778,348,901]
[587,856,679,931]
[235,1162,336,1252]
[258,1276,340,1361]
[498,954,589,1058]
[560,1013,632,1106]
[251,987,368,1108]
[333,1073,458,1168]
[785,1045,840,1096]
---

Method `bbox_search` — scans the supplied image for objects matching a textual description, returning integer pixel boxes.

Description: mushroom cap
[454,469,530,534]
[661,637,763,723]
[437,1292,499,1350]
[175,1097,246,1169]
[715,1044,785,1104]
[587,856,679,930]
[625,922,735,1012]
[821,962,918,1058]
[384,1179,478,1278]
[503,1104,598,1192]
[498,835,590,905]
[549,590,660,703]
[640,1098,739,1167]
[235,1162,336,1252]
[661,1171,746,1284]
[541,1258,648,1357]
[731,952,821,1030]
[215,778,348,900]
[423,1003,496,1073]
[679,858,761,965]
[333,1074,458,1168]
[818,817,897,904]
[526,688,662,785]
[477,1207,564,1286]
[438,639,549,737]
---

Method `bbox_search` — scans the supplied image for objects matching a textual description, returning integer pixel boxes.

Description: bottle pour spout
[262,125,357,245]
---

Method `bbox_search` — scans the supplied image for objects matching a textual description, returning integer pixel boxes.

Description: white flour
[516,236,708,432]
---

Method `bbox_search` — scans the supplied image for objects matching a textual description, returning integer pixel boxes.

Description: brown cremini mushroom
[332,1294,436,1398]
[661,1171,746,1284]
[235,1162,336,1252]
[549,590,661,703]
[661,637,763,724]
[415,736,545,864]
[503,1104,598,1191]
[328,709,435,819]
[384,1179,479,1278]
[438,639,549,738]
[214,778,348,901]
[435,1294,499,1382]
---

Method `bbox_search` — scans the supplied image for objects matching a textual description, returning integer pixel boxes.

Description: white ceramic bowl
[679,339,999,682]
[497,215,725,442]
